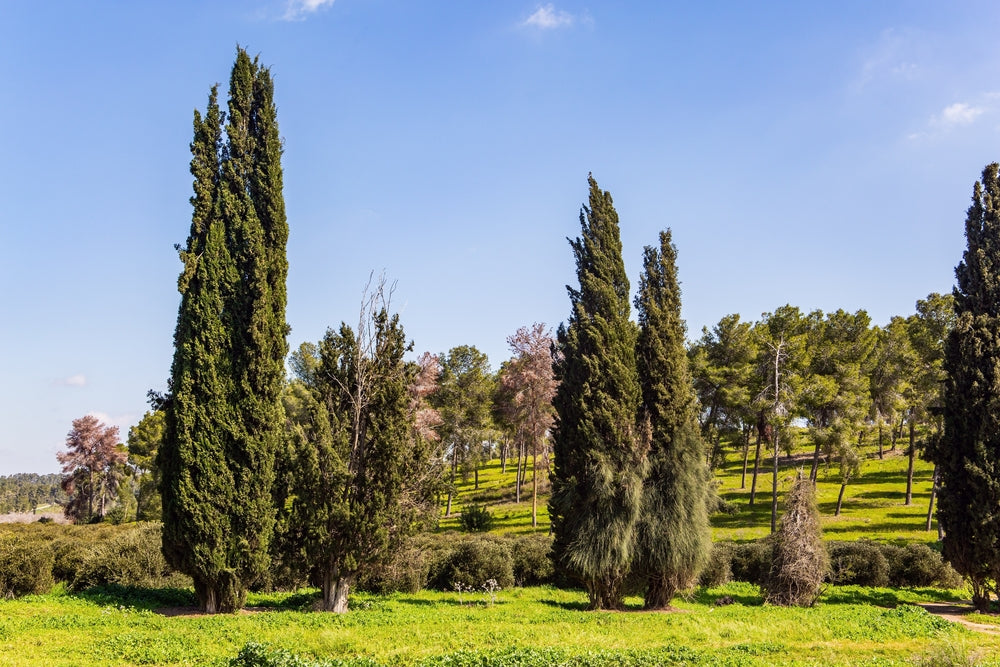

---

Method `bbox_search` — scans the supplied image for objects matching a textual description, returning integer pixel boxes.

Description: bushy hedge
[0,532,54,597]
[0,521,189,597]
[704,538,961,589]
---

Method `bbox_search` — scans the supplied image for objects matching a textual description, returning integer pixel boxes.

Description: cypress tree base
[194,572,245,614]
[320,572,354,613]
[644,576,679,610]
[585,577,626,611]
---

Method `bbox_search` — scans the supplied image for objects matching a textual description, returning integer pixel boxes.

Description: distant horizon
[3,1,998,474]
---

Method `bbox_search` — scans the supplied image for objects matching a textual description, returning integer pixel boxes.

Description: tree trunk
[740,433,750,490]
[531,449,538,528]
[905,420,916,505]
[749,430,762,506]
[809,439,821,483]
[771,430,780,534]
[892,415,904,450]
[835,482,847,516]
[446,446,458,517]
[321,570,354,613]
[586,575,625,611]
[926,465,938,532]
[474,466,479,491]
[877,422,884,460]
[644,575,677,610]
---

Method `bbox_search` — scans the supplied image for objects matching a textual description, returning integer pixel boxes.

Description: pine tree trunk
[771,430,780,534]
[893,416,904,450]
[474,466,479,490]
[926,465,938,532]
[749,431,762,506]
[740,437,750,490]
[835,482,847,516]
[446,446,458,517]
[905,420,916,505]
[809,439,821,483]
[878,422,884,460]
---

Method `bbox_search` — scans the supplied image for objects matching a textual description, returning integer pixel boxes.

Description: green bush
[429,535,514,591]
[729,541,772,585]
[882,543,963,588]
[70,523,186,590]
[827,540,889,587]
[458,504,494,533]
[0,533,54,597]
[698,542,733,587]
[230,642,379,667]
[508,533,553,586]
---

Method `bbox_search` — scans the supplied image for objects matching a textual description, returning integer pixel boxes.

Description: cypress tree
[930,162,1000,612]
[633,230,711,609]
[549,174,644,610]
[160,48,288,613]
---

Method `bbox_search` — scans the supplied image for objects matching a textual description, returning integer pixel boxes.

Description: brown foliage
[57,415,127,523]
[763,472,828,606]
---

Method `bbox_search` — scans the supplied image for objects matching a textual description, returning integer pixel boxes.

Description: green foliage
[429,536,514,591]
[508,533,554,586]
[459,504,494,532]
[697,542,734,587]
[69,523,182,591]
[550,174,644,610]
[634,229,712,608]
[932,162,1000,611]
[729,541,773,585]
[232,642,379,667]
[160,47,288,613]
[827,540,889,587]
[0,532,54,597]
[0,473,67,514]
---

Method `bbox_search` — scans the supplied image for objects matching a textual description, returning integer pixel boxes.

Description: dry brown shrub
[763,471,828,606]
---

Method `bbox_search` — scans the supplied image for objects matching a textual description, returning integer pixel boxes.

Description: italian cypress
[634,230,711,609]
[930,162,1000,612]
[549,174,644,610]
[160,48,288,613]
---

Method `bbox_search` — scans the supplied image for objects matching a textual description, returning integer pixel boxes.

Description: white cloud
[56,374,87,387]
[283,0,334,21]
[87,412,137,440]
[939,102,984,127]
[523,4,575,30]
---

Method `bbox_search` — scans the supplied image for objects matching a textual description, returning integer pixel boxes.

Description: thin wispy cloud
[939,102,984,127]
[853,28,923,93]
[523,4,576,30]
[283,0,334,22]
[55,374,87,387]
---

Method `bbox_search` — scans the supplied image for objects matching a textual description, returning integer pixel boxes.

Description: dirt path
[915,602,1000,635]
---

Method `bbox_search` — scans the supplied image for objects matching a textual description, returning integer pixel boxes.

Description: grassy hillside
[442,432,939,545]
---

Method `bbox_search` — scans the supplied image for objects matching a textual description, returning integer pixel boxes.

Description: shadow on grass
[821,586,963,606]
[689,587,763,607]
[73,584,196,610]
[821,521,929,534]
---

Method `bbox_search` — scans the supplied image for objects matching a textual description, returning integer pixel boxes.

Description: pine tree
[160,48,288,613]
[930,162,1000,612]
[549,174,644,610]
[633,230,711,609]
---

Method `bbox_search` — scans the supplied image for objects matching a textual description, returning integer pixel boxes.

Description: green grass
[444,433,940,544]
[1,583,997,666]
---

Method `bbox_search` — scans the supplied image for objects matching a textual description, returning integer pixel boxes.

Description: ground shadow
[73,584,197,610]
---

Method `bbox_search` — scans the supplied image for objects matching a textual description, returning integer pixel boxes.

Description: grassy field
[441,434,939,545]
[1,583,997,666]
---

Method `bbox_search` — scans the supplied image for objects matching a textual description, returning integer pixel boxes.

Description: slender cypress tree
[633,230,711,609]
[160,48,288,613]
[930,162,1000,612]
[549,174,644,611]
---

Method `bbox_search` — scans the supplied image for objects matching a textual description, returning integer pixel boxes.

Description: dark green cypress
[931,162,1000,612]
[634,230,711,609]
[549,174,644,610]
[160,48,288,613]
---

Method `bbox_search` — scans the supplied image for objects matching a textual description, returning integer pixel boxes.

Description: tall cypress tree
[633,230,711,609]
[549,174,644,611]
[160,48,288,613]
[930,162,1000,612]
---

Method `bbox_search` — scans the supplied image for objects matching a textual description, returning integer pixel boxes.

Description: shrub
[882,543,963,589]
[429,536,514,591]
[70,523,185,590]
[763,473,827,606]
[508,533,554,586]
[459,504,494,533]
[827,540,889,587]
[698,542,733,587]
[0,533,54,597]
[730,541,772,585]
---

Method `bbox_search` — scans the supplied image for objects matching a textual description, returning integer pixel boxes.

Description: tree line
[48,48,1000,615]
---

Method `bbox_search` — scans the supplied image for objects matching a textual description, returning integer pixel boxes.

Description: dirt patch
[916,602,1000,635]
[0,512,68,524]
[155,606,272,617]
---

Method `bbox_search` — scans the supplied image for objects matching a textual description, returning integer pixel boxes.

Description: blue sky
[2,1,999,474]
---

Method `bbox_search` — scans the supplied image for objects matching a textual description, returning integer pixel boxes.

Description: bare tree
[57,415,127,523]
